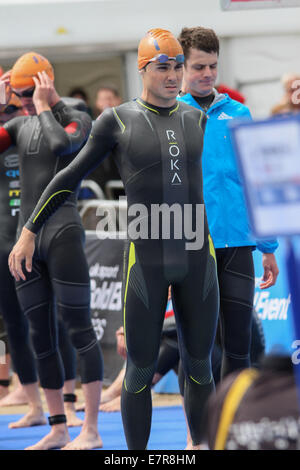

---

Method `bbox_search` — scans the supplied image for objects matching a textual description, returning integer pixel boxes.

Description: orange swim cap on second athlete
[138,29,184,70]
[10,52,54,89]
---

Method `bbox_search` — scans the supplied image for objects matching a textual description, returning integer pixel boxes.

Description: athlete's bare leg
[63,379,83,427]
[101,369,125,404]
[9,382,46,429]
[62,381,103,450]
[0,355,10,400]
[25,388,70,450]
[77,369,123,412]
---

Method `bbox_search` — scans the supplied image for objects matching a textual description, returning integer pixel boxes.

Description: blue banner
[253,239,296,354]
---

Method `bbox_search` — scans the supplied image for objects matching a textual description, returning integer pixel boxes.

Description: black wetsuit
[0,145,37,384]
[23,98,219,448]
[2,100,103,389]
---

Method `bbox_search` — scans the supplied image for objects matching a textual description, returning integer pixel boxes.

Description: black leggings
[16,223,103,389]
[216,246,255,377]
[0,236,79,385]
[0,240,37,384]
[121,237,219,449]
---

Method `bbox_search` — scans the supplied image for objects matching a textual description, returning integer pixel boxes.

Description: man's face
[12,86,35,115]
[141,60,183,105]
[95,89,121,114]
[183,48,218,97]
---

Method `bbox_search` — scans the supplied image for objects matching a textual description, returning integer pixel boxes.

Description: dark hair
[96,86,120,98]
[178,27,219,61]
[69,87,88,101]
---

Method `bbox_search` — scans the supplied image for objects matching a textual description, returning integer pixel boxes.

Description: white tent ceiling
[0,0,300,60]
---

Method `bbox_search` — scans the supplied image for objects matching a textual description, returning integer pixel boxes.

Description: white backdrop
[0,0,300,116]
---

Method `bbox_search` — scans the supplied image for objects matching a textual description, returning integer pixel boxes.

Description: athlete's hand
[32,71,59,114]
[116,327,127,359]
[8,227,36,281]
[0,70,12,111]
[260,253,279,289]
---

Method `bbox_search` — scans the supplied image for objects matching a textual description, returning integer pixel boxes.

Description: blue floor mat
[0,406,187,450]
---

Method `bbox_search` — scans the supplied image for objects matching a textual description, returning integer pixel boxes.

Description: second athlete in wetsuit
[1,53,103,450]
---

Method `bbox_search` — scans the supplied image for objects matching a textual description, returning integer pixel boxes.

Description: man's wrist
[21,226,36,239]
[50,93,61,108]
[35,101,51,115]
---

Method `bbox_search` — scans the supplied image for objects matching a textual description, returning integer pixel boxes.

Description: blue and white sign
[230,115,300,238]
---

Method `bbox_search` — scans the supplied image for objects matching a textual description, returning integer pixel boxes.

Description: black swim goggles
[3,104,21,114]
[148,53,185,65]
[13,87,35,98]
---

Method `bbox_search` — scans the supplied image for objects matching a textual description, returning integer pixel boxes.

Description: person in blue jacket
[178,26,279,377]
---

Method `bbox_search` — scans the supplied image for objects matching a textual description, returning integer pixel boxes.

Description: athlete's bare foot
[0,385,28,407]
[0,386,9,401]
[25,427,70,450]
[65,405,84,427]
[99,396,121,412]
[9,409,47,429]
[62,428,103,450]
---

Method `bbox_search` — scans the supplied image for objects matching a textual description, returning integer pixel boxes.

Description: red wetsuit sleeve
[0,127,13,153]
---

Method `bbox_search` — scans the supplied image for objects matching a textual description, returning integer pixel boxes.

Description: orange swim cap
[10,52,54,89]
[138,29,184,70]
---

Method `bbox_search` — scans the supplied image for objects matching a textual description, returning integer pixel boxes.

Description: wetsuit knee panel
[185,354,213,386]
[68,325,97,352]
[124,358,156,394]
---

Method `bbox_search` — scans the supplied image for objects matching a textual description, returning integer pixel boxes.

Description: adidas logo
[217,112,233,120]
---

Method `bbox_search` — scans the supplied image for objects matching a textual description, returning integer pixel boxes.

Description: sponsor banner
[84,232,125,383]
[221,0,300,10]
[253,238,296,353]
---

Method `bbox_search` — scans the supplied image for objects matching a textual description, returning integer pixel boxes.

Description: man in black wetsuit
[9,31,220,450]
[0,84,47,423]
[1,53,103,450]
[0,74,85,429]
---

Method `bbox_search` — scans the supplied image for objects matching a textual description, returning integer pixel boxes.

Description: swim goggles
[13,87,35,98]
[3,104,21,114]
[148,53,185,65]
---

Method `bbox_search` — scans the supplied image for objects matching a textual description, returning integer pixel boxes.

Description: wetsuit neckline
[136,98,179,116]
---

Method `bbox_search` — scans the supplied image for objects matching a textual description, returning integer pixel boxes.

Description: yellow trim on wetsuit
[208,234,216,264]
[189,375,212,385]
[113,108,126,133]
[124,380,147,394]
[214,368,259,450]
[169,103,179,116]
[136,99,160,115]
[123,243,148,394]
[123,242,136,351]
[199,111,205,128]
[32,190,73,223]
